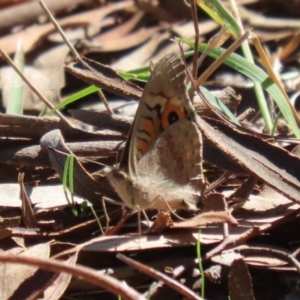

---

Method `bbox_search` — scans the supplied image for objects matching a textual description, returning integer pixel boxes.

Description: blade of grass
[50,85,99,113]
[118,70,150,82]
[200,86,239,125]
[63,154,78,216]
[6,40,24,114]
[182,42,300,137]
[68,154,74,195]
[49,69,150,114]
[0,47,71,126]
[83,200,104,235]
[62,154,70,200]
[39,105,48,117]
[197,230,205,299]
[196,0,228,29]
[195,30,250,85]
[271,113,281,137]
[196,0,240,36]
[252,34,300,126]
[197,0,273,132]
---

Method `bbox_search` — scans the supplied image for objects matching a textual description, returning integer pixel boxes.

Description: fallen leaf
[198,116,300,204]
[171,193,238,228]
[0,2,134,54]
[0,242,50,299]
[228,258,255,300]
[43,253,78,300]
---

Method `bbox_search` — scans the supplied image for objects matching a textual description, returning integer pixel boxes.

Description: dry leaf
[43,253,78,300]
[171,193,238,228]
[0,242,50,299]
[228,258,255,300]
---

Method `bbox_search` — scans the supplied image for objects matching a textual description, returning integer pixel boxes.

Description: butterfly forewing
[128,52,198,178]
[107,51,204,211]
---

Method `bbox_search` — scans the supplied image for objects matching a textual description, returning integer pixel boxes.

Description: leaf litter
[1,0,300,299]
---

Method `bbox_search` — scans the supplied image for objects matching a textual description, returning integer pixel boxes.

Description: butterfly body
[106,52,204,211]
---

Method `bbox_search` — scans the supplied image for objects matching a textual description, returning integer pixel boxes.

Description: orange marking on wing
[161,104,185,130]
[136,119,155,156]
[136,139,148,156]
[139,119,155,136]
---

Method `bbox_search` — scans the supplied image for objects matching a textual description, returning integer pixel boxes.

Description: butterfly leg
[142,210,150,228]
[102,196,126,233]
[101,196,111,233]
[132,205,143,247]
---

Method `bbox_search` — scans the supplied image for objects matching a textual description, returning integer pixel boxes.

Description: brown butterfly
[106,51,205,211]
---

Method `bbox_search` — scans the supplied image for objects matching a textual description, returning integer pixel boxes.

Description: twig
[39,0,116,116]
[190,0,200,80]
[0,252,145,300]
[39,0,80,60]
[97,89,115,115]
[196,30,250,85]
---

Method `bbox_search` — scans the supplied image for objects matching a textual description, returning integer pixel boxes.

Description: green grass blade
[49,69,150,115]
[183,43,300,137]
[118,70,150,82]
[62,154,77,216]
[39,106,48,117]
[68,155,74,195]
[197,0,240,37]
[196,0,273,132]
[200,87,239,125]
[50,85,99,113]
[118,65,151,82]
[6,41,24,114]
[197,0,227,28]
[196,231,205,298]
[84,200,104,235]
[62,155,70,194]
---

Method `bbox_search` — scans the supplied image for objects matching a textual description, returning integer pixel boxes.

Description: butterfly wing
[128,51,198,178]
[136,119,204,210]
[107,51,204,210]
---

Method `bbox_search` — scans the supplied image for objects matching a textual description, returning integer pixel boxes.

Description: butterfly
[106,51,204,211]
